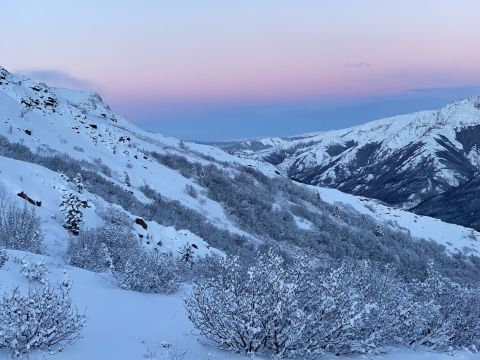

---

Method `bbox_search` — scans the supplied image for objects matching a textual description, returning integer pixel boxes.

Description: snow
[1,250,478,360]
[1,66,479,359]
[315,186,480,255]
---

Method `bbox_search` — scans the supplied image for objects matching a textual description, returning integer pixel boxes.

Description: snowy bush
[67,216,179,294]
[0,195,42,253]
[406,264,480,351]
[187,251,331,358]
[0,248,7,269]
[0,285,86,357]
[67,224,138,272]
[184,184,198,198]
[186,251,480,357]
[114,252,179,294]
[18,257,49,284]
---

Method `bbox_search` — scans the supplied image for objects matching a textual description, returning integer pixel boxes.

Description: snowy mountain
[218,98,480,223]
[1,66,480,359]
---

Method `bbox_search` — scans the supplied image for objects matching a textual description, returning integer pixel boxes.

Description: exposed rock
[17,192,42,207]
[135,217,148,230]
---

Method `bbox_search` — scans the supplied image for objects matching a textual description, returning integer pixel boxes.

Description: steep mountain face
[221,98,480,211]
[413,173,480,231]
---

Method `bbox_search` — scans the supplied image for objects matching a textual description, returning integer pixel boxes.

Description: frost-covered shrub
[406,265,480,351]
[186,251,480,357]
[184,184,198,198]
[67,212,179,294]
[187,251,332,357]
[0,285,86,357]
[0,195,42,253]
[66,223,138,273]
[0,248,7,269]
[114,252,179,294]
[315,260,416,354]
[18,257,49,284]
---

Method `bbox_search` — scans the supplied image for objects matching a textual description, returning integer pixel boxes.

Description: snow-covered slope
[1,66,480,359]
[222,98,480,212]
[2,64,477,256]
[1,64,479,262]
[0,65,269,256]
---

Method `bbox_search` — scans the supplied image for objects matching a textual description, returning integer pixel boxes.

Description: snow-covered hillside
[1,66,480,359]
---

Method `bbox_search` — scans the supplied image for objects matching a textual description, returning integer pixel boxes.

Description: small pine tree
[468,229,477,241]
[73,173,84,193]
[60,192,83,235]
[124,172,131,187]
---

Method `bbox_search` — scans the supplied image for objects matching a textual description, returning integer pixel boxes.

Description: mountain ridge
[215,97,480,229]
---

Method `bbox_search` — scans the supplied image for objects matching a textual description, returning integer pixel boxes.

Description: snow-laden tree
[373,224,384,237]
[124,172,131,187]
[333,205,340,218]
[0,285,86,357]
[179,244,194,264]
[60,192,83,235]
[73,173,84,193]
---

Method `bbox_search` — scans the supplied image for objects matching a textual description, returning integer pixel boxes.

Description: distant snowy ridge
[219,96,480,229]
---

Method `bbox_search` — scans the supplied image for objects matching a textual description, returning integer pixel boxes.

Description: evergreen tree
[124,172,131,187]
[468,229,477,241]
[60,192,83,235]
[73,173,84,193]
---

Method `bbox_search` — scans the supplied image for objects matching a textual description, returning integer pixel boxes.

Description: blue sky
[2,0,480,140]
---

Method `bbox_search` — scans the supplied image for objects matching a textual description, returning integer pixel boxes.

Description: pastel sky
[2,0,480,140]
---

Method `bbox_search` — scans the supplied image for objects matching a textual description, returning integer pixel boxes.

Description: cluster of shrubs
[66,210,179,294]
[186,250,480,358]
[0,190,85,357]
[153,152,480,284]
